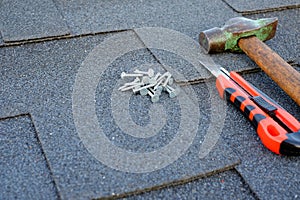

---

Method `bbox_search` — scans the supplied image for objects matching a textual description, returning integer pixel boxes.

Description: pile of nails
[118,68,180,103]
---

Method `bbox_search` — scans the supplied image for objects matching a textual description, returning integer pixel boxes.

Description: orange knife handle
[229,71,300,133]
[216,72,300,155]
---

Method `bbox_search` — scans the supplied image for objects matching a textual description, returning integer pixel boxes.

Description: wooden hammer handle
[238,36,300,106]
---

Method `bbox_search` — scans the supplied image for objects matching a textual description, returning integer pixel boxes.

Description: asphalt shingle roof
[0,0,69,42]
[0,115,58,199]
[0,0,299,199]
[223,0,300,14]
[0,31,239,199]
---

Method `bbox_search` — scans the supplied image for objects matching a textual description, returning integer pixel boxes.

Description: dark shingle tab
[54,0,238,38]
[126,170,255,200]
[0,115,59,200]
[0,0,70,42]
[223,0,300,14]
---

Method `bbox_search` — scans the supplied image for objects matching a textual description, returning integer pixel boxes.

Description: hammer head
[199,17,278,53]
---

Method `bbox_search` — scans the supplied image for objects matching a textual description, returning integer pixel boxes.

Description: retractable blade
[199,60,300,155]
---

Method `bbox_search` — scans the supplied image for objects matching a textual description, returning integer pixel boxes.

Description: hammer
[199,17,300,106]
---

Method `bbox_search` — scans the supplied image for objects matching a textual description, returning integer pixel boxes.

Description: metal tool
[199,60,300,155]
[199,17,300,106]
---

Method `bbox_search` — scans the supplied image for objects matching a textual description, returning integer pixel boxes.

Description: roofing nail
[153,79,164,90]
[166,85,180,98]
[153,72,161,80]
[142,76,150,84]
[148,90,160,103]
[149,77,158,85]
[123,77,140,86]
[133,68,155,77]
[156,72,171,83]
[168,77,174,85]
[132,83,156,93]
[149,88,161,96]
[121,72,144,79]
[139,88,149,96]
[120,82,143,91]
[155,85,163,93]
[118,78,141,90]
[162,73,172,87]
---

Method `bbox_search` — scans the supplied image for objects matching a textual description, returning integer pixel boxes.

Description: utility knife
[199,60,300,155]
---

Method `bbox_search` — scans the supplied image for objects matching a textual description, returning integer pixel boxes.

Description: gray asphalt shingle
[0,33,3,45]
[125,170,255,200]
[0,115,58,200]
[0,31,239,199]
[223,0,300,14]
[0,0,69,42]
[54,0,238,39]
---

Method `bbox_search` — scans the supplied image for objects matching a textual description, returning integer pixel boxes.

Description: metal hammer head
[199,17,278,53]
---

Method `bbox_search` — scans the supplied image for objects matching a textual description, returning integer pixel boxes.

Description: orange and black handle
[216,68,300,155]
